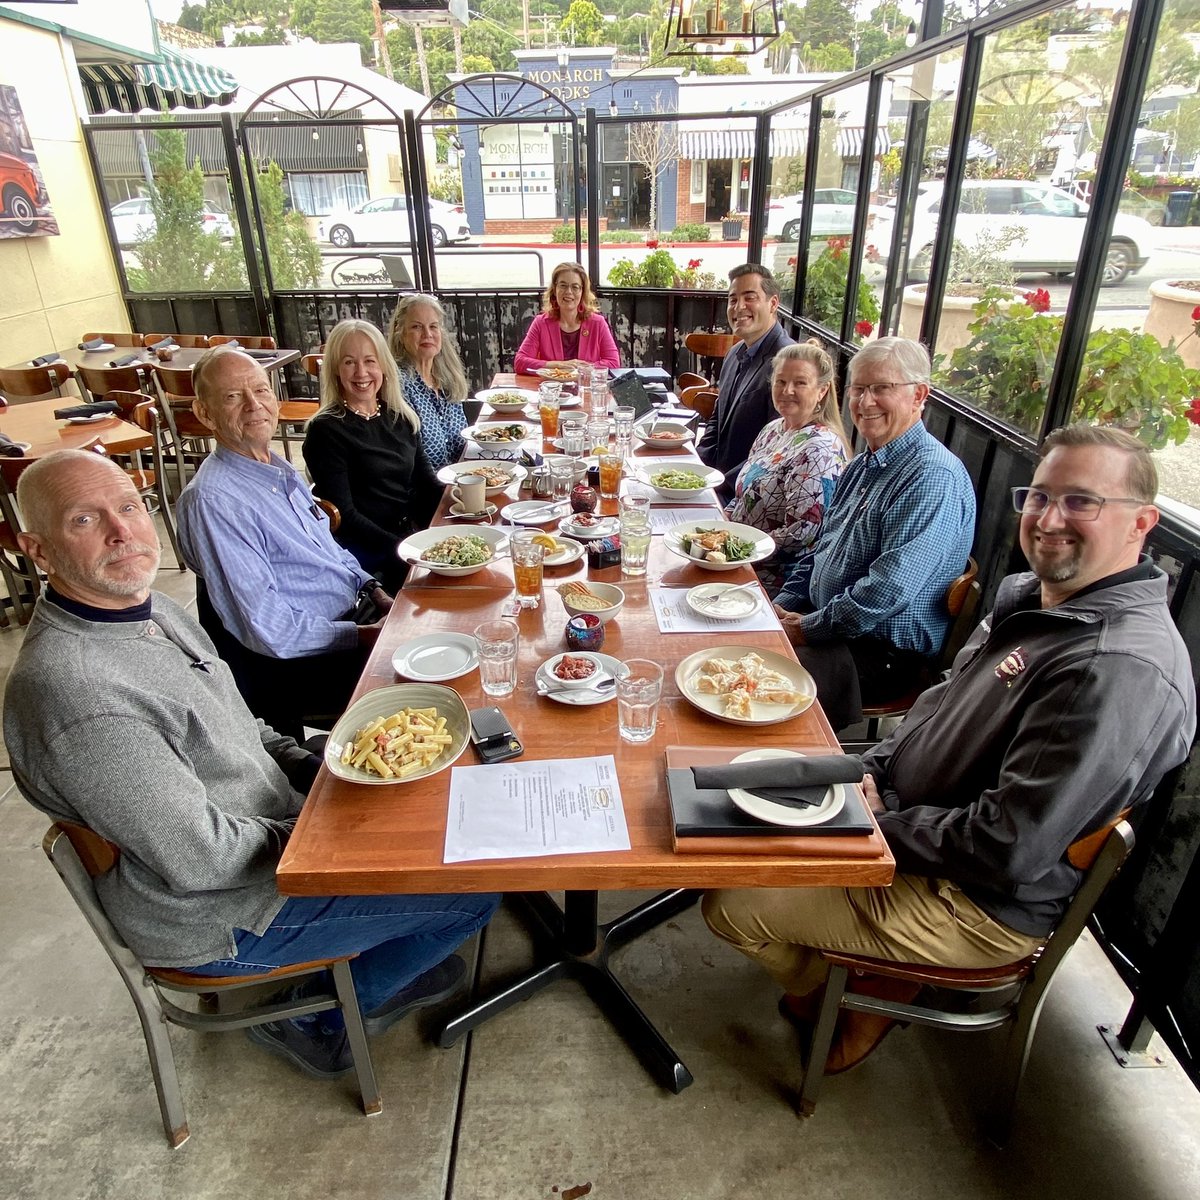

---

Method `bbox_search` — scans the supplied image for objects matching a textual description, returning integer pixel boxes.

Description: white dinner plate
[543,536,585,567]
[326,683,471,785]
[475,387,540,410]
[84,342,116,352]
[535,652,620,706]
[501,499,572,526]
[559,513,619,539]
[391,633,479,682]
[66,413,115,424]
[638,463,725,500]
[461,421,537,447]
[436,461,526,495]
[725,749,847,828]
[674,645,815,726]
[685,582,761,621]
[664,521,776,572]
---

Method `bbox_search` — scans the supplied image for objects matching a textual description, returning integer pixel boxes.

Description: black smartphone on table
[469,706,524,764]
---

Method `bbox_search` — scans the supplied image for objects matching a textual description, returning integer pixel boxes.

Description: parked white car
[318,194,472,249]
[872,179,1154,287]
[766,188,885,241]
[109,197,235,246]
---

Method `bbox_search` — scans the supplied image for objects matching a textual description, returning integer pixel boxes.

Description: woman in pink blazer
[514,262,621,374]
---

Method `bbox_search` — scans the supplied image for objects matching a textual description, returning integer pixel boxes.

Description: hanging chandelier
[663,0,783,58]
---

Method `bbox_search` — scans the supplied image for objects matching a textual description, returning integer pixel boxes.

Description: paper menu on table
[649,506,722,533]
[444,755,630,863]
[650,587,784,634]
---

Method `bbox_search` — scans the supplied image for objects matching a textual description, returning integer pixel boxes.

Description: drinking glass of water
[615,659,664,743]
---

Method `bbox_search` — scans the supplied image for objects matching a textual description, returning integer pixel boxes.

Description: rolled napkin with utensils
[108,353,141,368]
[77,337,105,351]
[0,433,30,458]
[53,400,119,420]
[145,336,177,350]
[243,348,277,359]
[30,353,63,366]
[692,755,864,809]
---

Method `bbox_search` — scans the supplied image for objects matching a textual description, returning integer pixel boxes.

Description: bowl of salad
[461,422,536,447]
[476,387,539,413]
[638,463,724,500]
[397,527,510,577]
[663,521,776,572]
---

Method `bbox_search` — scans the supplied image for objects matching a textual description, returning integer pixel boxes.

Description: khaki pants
[702,875,1045,997]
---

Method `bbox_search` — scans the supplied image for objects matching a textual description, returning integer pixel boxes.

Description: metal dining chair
[42,820,381,1148]
[209,334,277,350]
[74,363,148,404]
[141,333,209,349]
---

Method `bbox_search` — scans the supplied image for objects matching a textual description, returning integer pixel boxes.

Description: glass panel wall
[763,99,808,311]
[90,122,249,295]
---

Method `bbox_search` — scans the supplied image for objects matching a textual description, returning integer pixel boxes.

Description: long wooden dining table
[0,395,153,457]
[277,382,894,1093]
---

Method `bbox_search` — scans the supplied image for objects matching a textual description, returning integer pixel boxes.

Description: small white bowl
[542,651,604,689]
[558,582,625,624]
[397,526,509,577]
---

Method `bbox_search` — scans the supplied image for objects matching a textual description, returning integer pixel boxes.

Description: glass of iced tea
[511,531,545,608]
[598,453,624,499]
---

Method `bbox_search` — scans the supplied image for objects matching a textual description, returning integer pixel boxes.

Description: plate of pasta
[674,646,816,726]
[326,683,471,784]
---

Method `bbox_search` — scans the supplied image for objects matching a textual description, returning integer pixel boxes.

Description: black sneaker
[246,1018,354,1078]
[362,954,468,1036]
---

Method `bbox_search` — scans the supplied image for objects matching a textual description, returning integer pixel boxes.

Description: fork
[693,581,760,610]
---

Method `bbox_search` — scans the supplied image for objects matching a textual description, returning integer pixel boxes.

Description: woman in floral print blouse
[727,340,850,596]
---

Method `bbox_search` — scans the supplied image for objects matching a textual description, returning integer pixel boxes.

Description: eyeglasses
[1011,487,1146,522]
[555,282,583,293]
[845,381,916,401]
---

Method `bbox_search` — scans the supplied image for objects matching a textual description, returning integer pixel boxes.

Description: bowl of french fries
[326,683,471,785]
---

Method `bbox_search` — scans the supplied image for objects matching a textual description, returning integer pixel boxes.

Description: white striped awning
[835,127,892,159]
[79,48,238,115]
[678,127,806,160]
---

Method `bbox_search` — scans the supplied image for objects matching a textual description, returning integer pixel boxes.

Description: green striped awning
[135,47,237,100]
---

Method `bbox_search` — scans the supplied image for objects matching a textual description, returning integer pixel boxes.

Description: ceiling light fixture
[664,0,782,58]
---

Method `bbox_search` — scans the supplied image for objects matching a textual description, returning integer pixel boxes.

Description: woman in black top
[303,319,440,591]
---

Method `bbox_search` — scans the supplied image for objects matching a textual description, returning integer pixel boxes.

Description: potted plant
[1144,280,1200,368]
[938,293,1198,450]
[607,250,721,290]
[801,237,880,344]
[721,211,745,240]
[899,229,1024,354]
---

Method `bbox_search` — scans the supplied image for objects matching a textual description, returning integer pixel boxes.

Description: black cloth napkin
[54,401,119,420]
[30,353,63,366]
[0,433,27,457]
[145,336,177,350]
[107,353,141,367]
[244,348,277,359]
[77,337,105,351]
[692,755,864,809]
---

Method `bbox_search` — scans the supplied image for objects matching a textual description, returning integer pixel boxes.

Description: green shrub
[668,223,711,241]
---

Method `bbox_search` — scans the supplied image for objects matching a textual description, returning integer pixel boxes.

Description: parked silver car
[109,197,235,246]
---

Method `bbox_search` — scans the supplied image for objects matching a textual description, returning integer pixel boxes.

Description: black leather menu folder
[666,768,875,838]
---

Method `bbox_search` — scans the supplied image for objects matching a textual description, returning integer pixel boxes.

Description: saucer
[448,502,497,521]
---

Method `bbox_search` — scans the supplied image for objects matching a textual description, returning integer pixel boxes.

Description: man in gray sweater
[6,450,498,1079]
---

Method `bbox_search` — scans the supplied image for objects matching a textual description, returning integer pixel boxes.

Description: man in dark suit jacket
[696,264,795,500]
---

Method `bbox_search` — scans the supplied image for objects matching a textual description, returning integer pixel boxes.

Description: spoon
[536,675,616,698]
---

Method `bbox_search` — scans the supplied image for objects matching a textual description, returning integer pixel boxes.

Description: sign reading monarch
[0,80,58,239]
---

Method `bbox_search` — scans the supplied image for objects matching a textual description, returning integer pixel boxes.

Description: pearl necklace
[347,402,381,420]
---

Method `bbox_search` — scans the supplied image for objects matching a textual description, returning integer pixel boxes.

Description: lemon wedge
[531,534,559,552]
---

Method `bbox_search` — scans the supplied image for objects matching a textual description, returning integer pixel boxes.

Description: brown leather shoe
[823,974,922,1074]
[778,989,822,1029]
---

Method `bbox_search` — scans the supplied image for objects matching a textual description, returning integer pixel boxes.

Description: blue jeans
[187,892,500,1018]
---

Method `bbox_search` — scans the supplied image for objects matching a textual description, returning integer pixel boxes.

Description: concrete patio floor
[2,559,1199,1200]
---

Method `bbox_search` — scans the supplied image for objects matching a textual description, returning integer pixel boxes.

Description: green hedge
[667,223,711,241]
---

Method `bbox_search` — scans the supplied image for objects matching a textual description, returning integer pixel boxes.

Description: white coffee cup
[451,474,487,514]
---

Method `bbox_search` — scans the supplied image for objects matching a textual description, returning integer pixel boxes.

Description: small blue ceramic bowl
[564,613,605,652]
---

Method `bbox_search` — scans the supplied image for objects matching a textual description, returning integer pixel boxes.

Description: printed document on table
[444,755,630,862]
[650,586,784,633]
[649,506,721,533]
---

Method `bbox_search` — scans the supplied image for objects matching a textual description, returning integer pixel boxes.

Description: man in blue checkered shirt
[774,338,975,730]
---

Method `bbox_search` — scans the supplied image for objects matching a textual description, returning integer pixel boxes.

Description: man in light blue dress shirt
[774,338,976,730]
[177,348,393,735]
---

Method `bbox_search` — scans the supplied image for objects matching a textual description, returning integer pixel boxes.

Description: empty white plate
[391,633,479,682]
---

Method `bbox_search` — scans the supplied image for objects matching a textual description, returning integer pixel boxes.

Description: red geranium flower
[688,258,702,270]
[855,320,874,338]
[1023,288,1051,313]
[1191,305,1200,322]
[787,256,797,267]
[1189,397,1200,427]
[645,238,659,249]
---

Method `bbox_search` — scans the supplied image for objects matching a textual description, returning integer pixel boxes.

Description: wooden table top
[11,345,301,375]
[278,439,895,896]
[0,396,152,456]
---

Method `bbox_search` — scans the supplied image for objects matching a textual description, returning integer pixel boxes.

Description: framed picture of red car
[0,80,58,239]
